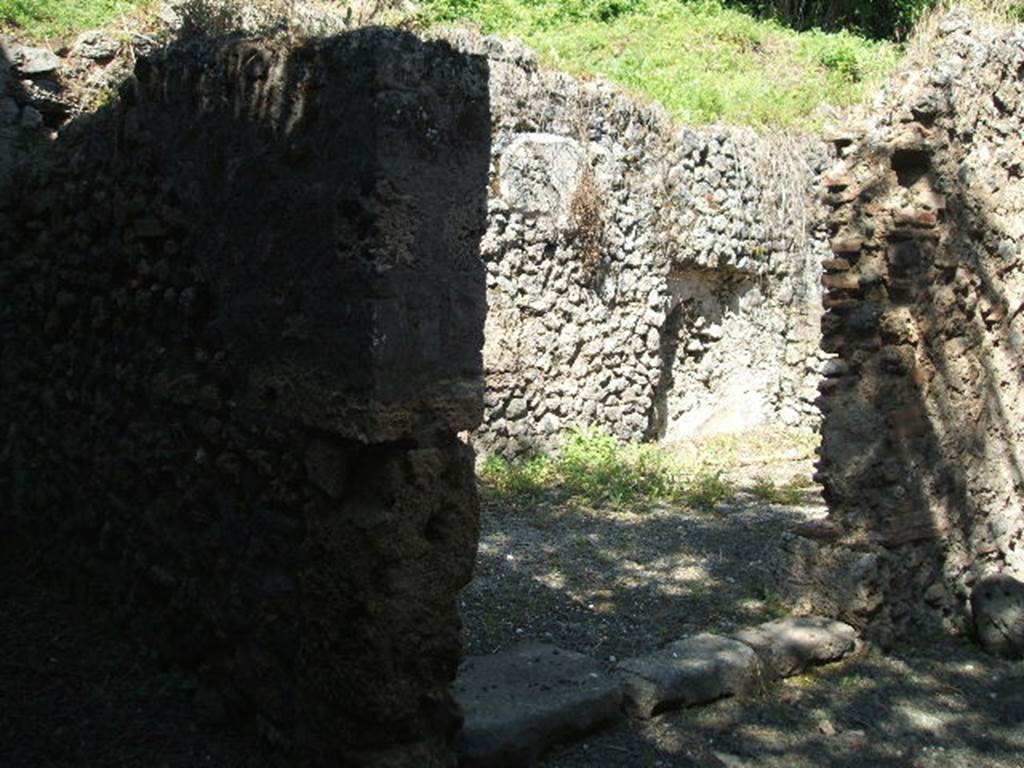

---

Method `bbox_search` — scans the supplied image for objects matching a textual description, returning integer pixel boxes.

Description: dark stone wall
[782,16,1024,651]
[0,28,490,765]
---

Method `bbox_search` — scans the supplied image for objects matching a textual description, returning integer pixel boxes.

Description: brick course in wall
[782,13,1024,650]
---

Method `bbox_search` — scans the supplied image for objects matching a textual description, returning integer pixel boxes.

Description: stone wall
[443,33,832,456]
[783,13,1024,650]
[0,29,490,765]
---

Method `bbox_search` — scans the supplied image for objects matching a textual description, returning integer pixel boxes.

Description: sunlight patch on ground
[535,570,566,590]
[895,704,959,735]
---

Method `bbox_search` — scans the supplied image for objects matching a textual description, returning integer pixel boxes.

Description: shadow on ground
[545,637,1024,768]
[462,490,825,659]
[463,464,1023,768]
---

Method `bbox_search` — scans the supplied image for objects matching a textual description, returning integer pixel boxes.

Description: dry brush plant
[569,164,604,282]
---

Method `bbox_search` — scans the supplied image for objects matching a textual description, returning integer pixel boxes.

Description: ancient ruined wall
[785,13,1024,650]
[0,30,490,765]
[660,129,830,441]
[442,33,832,456]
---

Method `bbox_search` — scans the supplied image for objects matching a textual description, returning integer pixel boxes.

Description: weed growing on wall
[5,0,1021,126]
[569,166,604,282]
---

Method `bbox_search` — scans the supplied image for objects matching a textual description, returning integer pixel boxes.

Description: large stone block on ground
[972,574,1024,659]
[617,633,760,719]
[454,643,623,767]
[731,616,858,680]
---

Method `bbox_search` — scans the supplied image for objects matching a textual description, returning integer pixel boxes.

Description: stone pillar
[0,29,490,764]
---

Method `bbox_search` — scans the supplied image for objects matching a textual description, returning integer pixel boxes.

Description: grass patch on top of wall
[0,0,153,40]
[7,1,1019,128]
[420,0,903,128]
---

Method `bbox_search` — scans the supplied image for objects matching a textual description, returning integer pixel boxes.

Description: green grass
[6,1,1017,128]
[420,0,903,128]
[682,469,735,510]
[480,427,735,510]
[749,474,808,505]
[0,0,152,40]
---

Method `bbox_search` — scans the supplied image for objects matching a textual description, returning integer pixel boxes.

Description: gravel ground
[463,434,1024,768]
[461,439,826,659]
[460,489,826,660]
[4,433,1021,767]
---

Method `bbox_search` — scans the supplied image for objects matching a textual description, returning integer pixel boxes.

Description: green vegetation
[984,0,1024,22]
[741,0,938,39]
[836,673,868,690]
[681,469,735,511]
[749,474,810,505]
[479,425,823,511]
[0,0,150,39]
[420,0,903,127]
[480,427,735,510]
[753,583,791,618]
[5,0,1020,123]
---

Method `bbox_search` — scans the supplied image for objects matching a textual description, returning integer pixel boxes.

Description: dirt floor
[2,431,1022,767]
[461,432,1024,768]
[461,429,827,659]
[460,487,825,660]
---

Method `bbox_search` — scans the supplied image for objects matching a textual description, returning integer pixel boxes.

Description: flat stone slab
[454,642,623,767]
[731,616,859,680]
[616,633,759,718]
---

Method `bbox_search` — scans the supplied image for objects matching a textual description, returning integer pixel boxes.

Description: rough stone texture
[783,12,1024,648]
[454,643,623,767]
[0,40,20,191]
[617,633,760,718]
[70,31,122,62]
[971,574,1024,659]
[0,29,490,767]
[5,40,62,75]
[731,616,859,680]
[439,33,832,456]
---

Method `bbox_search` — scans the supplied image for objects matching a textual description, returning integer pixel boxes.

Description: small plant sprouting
[817,38,863,82]
[680,469,735,512]
[749,474,810,505]
[755,583,790,618]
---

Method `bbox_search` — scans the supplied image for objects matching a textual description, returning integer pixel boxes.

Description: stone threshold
[454,616,859,767]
